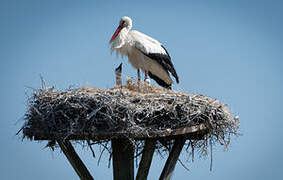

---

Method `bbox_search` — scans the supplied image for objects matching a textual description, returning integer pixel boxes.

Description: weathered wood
[112,139,134,180]
[136,140,157,180]
[159,138,186,180]
[24,124,207,141]
[57,140,94,180]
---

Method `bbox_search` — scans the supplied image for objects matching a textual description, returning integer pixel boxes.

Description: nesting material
[22,81,239,148]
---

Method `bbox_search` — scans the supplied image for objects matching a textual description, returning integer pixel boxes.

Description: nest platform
[21,81,239,180]
[23,82,237,141]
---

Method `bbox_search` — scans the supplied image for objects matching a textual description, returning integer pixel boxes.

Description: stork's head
[109,16,132,44]
[119,16,132,29]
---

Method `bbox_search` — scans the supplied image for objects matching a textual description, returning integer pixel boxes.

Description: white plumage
[109,16,179,89]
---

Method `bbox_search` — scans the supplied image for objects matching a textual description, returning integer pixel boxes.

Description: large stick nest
[21,81,239,160]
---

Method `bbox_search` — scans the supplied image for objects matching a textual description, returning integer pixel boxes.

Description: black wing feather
[141,45,179,84]
[148,71,172,89]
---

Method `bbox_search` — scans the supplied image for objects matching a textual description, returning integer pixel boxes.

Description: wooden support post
[159,137,186,180]
[57,140,94,180]
[112,139,134,180]
[136,140,157,180]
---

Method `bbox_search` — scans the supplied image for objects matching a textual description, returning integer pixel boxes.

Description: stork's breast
[127,48,144,69]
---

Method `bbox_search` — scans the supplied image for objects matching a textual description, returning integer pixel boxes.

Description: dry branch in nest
[21,81,239,163]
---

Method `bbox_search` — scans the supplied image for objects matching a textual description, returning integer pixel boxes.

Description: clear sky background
[1,0,283,179]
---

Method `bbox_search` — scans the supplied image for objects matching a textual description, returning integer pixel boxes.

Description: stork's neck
[125,24,132,31]
[120,27,130,40]
[111,27,131,49]
[122,24,132,35]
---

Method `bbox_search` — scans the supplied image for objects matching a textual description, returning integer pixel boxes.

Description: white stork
[109,16,179,89]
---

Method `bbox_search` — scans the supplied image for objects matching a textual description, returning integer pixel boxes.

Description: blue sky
[1,0,283,179]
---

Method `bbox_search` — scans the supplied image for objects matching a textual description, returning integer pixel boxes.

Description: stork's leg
[137,69,141,82]
[144,71,150,85]
[137,69,141,88]
[144,71,148,81]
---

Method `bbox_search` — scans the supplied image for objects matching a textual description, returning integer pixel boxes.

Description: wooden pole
[159,137,186,180]
[112,139,134,180]
[136,139,157,180]
[57,140,94,180]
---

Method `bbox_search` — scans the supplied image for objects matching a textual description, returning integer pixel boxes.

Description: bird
[109,16,179,89]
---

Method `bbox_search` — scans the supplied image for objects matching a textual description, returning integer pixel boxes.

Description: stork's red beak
[109,25,122,44]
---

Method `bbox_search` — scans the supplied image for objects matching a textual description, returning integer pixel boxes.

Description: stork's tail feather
[173,72,179,84]
[148,71,172,89]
